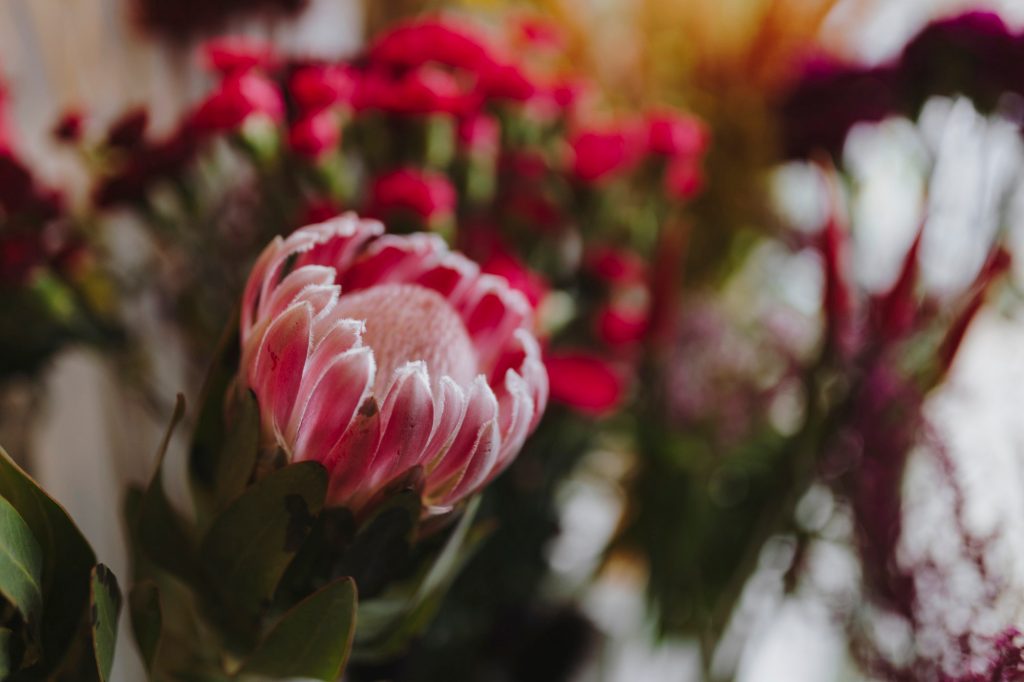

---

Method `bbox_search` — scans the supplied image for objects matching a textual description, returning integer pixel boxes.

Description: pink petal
[252,302,314,442]
[369,362,436,485]
[422,376,467,469]
[262,266,336,321]
[426,376,498,502]
[288,347,375,462]
[295,213,383,271]
[324,397,383,505]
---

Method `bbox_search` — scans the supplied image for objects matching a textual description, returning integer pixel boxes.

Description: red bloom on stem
[368,18,497,74]
[288,110,340,158]
[355,65,478,116]
[481,249,547,309]
[290,64,354,114]
[104,108,149,150]
[481,61,537,102]
[569,127,636,184]
[0,232,44,287]
[368,167,456,226]
[458,114,500,157]
[596,303,649,348]
[190,71,284,134]
[297,197,344,227]
[203,37,277,75]
[544,351,626,416]
[645,110,709,157]
[240,214,547,511]
[586,246,647,286]
[664,155,705,201]
[53,109,85,144]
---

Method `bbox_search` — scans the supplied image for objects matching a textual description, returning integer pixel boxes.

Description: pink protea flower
[240,213,548,512]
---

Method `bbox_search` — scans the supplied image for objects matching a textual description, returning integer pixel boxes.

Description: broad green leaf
[128,581,162,674]
[0,446,95,674]
[0,496,43,636]
[137,396,200,584]
[336,489,420,599]
[89,564,122,682]
[240,577,357,680]
[200,462,327,616]
[189,318,241,519]
[211,391,260,515]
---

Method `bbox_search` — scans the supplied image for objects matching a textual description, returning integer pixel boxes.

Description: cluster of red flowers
[0,84,81,288]
[83,17,711,417]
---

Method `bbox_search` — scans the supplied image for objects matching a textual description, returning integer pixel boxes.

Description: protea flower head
[240,213,548,512]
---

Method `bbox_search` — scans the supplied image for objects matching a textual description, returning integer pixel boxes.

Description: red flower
[645,110,709,157]
[297,197,343,227]
[664,155,704,200]
[0,231,44,287]
[458,114,500,157]
[355,65,478,116]
[481,62,537,102]
[596,303,649,347]
[368,167,456,225]
[288,110,340,158]
[586,246,647,285]
[53,109,85,144]
[569,127,636,184]
[481,249,547,308]
[190,71,284,134]
[290,64,354,114]
[545,351,626,416]
[203,37,276,75]
[368,18,497,74]
[104,108,149,150]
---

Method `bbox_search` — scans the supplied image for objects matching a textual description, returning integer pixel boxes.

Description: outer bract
[241,213,548,512]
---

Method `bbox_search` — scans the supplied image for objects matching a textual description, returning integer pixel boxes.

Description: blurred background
[4,0,1024,680]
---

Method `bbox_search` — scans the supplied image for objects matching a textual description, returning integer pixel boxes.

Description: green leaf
[137,396,200,584]
[240,577,357,680]
[0,496,43,636]
[189,318,241,518]
[0,446,95,675]
[336,489,420,599]
[128,581,162,674]
[89,564,122,682]
[211,391,260,514]
[200,462,327,616]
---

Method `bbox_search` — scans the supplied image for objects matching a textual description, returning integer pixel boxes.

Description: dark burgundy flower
[368,167,456,225]
[0,231,44,287]
[544,351,625,416]
[900,11,1024,114]
[190,71,284,135]
[780,57,900,158]
[288,110,340,158]
[53,109,85,144]
[93,125,200,208]
[104,108,149,151]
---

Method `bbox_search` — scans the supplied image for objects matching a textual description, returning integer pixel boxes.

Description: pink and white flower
[240,213,548,512]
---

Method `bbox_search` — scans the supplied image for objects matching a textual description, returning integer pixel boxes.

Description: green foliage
[240,577,357,680]
[0,446,121,680]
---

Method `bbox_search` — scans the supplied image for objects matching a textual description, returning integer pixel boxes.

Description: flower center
[333,283,478,394]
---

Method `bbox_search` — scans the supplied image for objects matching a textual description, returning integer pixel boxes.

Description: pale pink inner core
[333,283,478,395]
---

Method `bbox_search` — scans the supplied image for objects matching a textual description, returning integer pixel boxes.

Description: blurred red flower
[545,351,626,416]
[368,167,456,225]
